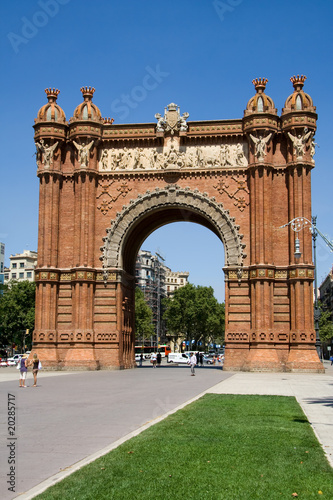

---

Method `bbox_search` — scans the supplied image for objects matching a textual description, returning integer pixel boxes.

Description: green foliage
[134,287,154,340]
[319,305,333,342]
[0,280,36,348]
[35,395,333,500]
[162,283,225,347]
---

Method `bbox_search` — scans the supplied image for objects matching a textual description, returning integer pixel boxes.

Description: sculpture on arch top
[155,102,189,134]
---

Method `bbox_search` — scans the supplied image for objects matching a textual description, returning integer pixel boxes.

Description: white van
[167,353,189,364]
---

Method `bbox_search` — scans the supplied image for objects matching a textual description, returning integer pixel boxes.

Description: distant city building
[0,243,5,286]
[4,250,38,283]
[135,250,168,342]
[319,266,333,319]
[135,250,190,346]
[165,269,189,297]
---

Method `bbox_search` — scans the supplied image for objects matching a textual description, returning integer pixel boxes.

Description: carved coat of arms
[155,103,189,134]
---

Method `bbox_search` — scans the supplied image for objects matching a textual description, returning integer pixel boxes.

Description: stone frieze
[98,143,248,172]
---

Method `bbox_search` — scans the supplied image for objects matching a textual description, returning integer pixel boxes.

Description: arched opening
[135,222,226,360]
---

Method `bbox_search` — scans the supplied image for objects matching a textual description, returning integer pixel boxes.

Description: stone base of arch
[223,344,324,372]
[30,343,138,370]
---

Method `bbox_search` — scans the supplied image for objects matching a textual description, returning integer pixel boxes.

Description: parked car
[7,354,24,364]
[203,354,215,365]
[6,358,17,366]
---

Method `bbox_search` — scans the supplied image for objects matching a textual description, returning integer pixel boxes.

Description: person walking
[330,355,333,366]
[151,352,157,368]
[156,351,162,367]
[30,353,41,387]
[199,352,203,367]
[19,354,28,388]
[189,352,197,376]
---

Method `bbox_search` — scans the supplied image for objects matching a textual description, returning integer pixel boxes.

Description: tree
[163,283,225,349]
[192,286,225,347]
[319,306,333,343]
[0,280,36,350]
[162,283,197,346]
[135,287,154,340]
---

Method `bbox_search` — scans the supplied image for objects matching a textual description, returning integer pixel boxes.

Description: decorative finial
[80,86,95,101]
[290,75,307,91]
[252,78,268,93]
[45,88,60,102]
[167,103,178,111]
[103,117,115,125]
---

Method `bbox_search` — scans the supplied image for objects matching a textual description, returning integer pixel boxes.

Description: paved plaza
[0,361,332,499]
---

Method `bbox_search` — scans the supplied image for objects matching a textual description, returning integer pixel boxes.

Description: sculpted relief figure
[163,144,185,169]
[249,133,272,161]
[287,128,312,159]
[235,143,248,167]
[310,135,318,160]
[133,148,146,169]
[100,149,109,170]
[219,145,232,167]
[35,139,58,168]
[73,140,94,167]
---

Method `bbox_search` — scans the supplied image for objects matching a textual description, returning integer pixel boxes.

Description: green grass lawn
[35,395,333,499]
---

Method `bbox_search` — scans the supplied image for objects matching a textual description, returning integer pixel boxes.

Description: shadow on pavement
[304,397,333,408]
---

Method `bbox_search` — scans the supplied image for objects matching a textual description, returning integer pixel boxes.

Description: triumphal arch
[32,76,323,372]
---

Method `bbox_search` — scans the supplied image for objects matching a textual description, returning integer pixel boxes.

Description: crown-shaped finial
[103,117,115,125]
[80,86,95,100]
[290,75,307,91]
[45,88,60,102]
[167,102,178,111]
[252,78,268,93]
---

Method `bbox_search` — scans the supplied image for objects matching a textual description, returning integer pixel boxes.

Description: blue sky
[1,0,332,302]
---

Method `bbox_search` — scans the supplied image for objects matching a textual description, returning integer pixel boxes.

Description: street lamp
[281,216,333,359]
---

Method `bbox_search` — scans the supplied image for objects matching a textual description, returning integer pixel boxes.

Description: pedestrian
[330,355,333,366]
[189,352,197,376]
[199,352,203,367]
[196,352,200,367]
[156,351,162,366]
[30,353,41,387]
[151,352,157,368]
[19,354,28,388]
[139,353,143,367]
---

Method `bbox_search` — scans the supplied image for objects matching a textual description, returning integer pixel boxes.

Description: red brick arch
[32,82,323,372]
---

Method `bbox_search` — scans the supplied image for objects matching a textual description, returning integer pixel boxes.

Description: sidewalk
[0,361,332,499]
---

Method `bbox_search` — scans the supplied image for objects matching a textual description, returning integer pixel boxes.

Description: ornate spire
[290,75,307,92]
[80,86,95,101]
[44,88,60,102]
[252,78,268,93]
